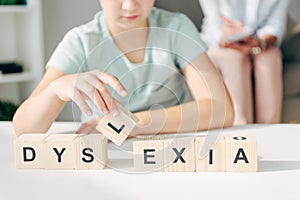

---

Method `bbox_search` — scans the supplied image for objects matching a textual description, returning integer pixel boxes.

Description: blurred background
[0,0,300,122]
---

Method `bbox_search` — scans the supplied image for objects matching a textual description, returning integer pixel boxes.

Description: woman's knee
[208,47,251,71]
[254,47,283,72]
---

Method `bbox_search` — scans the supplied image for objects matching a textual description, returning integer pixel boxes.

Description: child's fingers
[77,123,99,134]
[95,83,119,116]
[77,80,109,115]
[84,76,118,115]
[75,70,125,115]
[76,117,102,134]
[73,89,93,116]
[85,76,113,114]
[77,123,90,134]
[95,71,128,97]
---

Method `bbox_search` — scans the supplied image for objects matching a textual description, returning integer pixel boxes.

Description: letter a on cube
[225,135,257,172]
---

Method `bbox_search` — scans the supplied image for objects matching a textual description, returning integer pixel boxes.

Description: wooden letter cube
[76,134,108,170]
[225,135,257,172]
[14,134,49,169]
[44,134,78,170]
[164,136,195,172]
[96,103,139,146]
[195,136,225,172]
[133,135,165,172]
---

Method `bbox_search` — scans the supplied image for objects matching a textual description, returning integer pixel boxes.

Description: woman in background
[199,0,290,124]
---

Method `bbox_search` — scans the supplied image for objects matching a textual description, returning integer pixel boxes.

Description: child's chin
[120,23,142,30]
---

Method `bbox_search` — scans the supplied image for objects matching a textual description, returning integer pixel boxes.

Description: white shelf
[0,5,29,13]
[0,0,43,103]
[0,72,34,84]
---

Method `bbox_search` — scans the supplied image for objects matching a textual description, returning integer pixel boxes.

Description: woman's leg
[253,47,283,123]
[207,47,253,125]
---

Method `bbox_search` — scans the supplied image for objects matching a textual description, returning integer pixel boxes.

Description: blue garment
[46,7,207,122]
[199,0,290,47]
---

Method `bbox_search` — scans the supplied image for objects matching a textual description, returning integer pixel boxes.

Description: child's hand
[77,117,101,134]
[50,70,128,116]
[77,117,135,143]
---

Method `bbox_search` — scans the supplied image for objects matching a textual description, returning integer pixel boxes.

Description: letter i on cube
[195,136,226,172]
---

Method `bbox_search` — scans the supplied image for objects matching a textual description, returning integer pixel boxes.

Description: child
[13,0,234,136]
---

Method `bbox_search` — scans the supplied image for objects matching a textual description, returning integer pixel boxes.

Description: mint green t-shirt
[46,7,207,122]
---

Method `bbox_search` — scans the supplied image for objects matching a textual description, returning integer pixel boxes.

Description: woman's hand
[49,70,128,116]
[220,16,255,54]
[221,16,244,38]
[223,36,261,54]
[220,16,244,48]
[222,41,252,54]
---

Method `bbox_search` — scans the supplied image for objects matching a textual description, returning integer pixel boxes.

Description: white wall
[290,0,300,23]
[43,0,100,62]
[155,0,203,30]
[42,0,100,121]
[43,0,300,64]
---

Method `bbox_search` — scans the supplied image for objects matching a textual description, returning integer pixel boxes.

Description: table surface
[1,122,300,200]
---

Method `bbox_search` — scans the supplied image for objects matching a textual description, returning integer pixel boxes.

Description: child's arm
[132,52,234,136]
[76,52,234,136]
[13,67,127,136]
[13,67,66,136]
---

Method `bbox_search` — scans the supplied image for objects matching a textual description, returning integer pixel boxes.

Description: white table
[1,122,300,200]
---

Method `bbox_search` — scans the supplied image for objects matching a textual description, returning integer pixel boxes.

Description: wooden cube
[44,134,78,170]
[14,134,49,169]
[225,135,257,172]
[76,134,108,170]
[164,136,195,172]
[96,103,139,146]
[133,135,165,172]
[195,136,225,172]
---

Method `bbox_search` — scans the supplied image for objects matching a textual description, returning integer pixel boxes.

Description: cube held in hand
[96,103,139,146]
